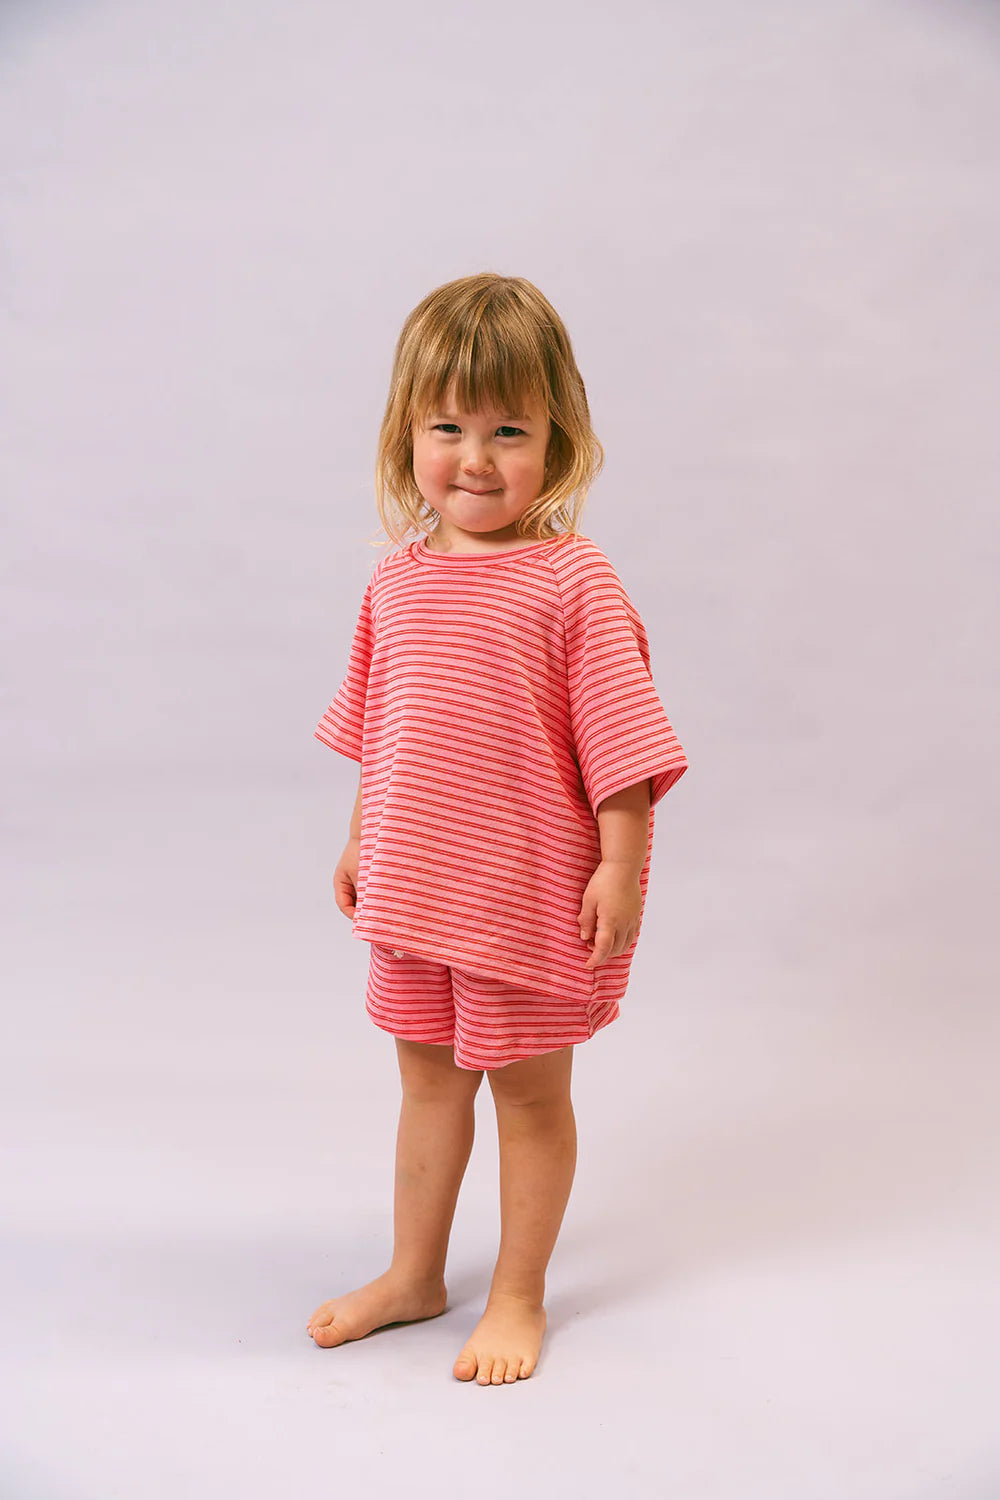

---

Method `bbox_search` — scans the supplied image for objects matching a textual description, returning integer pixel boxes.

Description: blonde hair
[366,272,604,550]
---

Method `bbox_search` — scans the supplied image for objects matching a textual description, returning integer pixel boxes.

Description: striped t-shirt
[314,531,688,1006]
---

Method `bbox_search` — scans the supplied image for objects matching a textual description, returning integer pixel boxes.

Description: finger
[334,882,357,918]
[586,928,616,967]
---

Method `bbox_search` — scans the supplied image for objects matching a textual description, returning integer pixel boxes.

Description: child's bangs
[412,318,548,425]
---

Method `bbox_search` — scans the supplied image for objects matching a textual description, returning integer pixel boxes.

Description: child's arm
[332,770,364,922]
[594,778,651,876]
[577,779,651,969]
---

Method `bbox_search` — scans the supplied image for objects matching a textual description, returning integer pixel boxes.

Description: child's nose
[461,440,495,471]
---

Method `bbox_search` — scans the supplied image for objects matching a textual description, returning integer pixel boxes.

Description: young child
[306,272,689,1385]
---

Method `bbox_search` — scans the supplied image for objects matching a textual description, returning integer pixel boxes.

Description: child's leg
[453,1044,576,1384]
[307,1038,483,1347]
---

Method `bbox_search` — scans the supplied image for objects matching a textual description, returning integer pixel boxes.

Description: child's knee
[487,1045,574,1108]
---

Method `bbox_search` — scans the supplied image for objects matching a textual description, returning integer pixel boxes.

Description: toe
[314,1319,348,1347]
[477,1358,494,1385]
[504,1361,520,1382]
[453,1352,477,1382]
[491,1359,507,1384]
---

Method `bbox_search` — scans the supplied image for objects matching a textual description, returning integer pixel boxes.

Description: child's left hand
[577,862,643,969]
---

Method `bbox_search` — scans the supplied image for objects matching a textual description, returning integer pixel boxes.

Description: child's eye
[432,423,524,438]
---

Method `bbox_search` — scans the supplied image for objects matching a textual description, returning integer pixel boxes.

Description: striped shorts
[365,940,621,1071]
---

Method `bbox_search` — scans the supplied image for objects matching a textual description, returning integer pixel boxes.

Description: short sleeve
[314,576,374,762]
[562,554,688,818]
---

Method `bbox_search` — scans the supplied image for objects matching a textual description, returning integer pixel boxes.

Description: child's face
[411,385,550,548]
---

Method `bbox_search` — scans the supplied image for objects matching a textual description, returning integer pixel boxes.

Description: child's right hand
[333,837,360,919]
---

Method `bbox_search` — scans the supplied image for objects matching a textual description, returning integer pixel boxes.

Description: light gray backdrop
[2,0,997,1495]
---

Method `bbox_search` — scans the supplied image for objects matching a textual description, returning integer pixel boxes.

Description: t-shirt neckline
[411,534,571,565]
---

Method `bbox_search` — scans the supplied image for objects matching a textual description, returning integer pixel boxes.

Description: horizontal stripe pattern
[365,940,620,1070]
[315,532,688,1008]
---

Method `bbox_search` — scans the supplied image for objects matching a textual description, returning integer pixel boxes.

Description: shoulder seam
[546,533,624,591]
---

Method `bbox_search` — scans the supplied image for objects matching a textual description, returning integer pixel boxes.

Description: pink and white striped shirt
[314,532,688,1006]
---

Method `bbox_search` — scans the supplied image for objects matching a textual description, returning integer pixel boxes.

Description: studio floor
[3,884,996,1499]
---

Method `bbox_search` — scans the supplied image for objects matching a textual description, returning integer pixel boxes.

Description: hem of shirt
[314,727,361,761]
[353,922,608,1004]
[589,757,689,818]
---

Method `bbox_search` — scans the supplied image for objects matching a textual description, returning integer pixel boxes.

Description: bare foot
[306,1271,448,1347]
[453,1292,547,1384]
